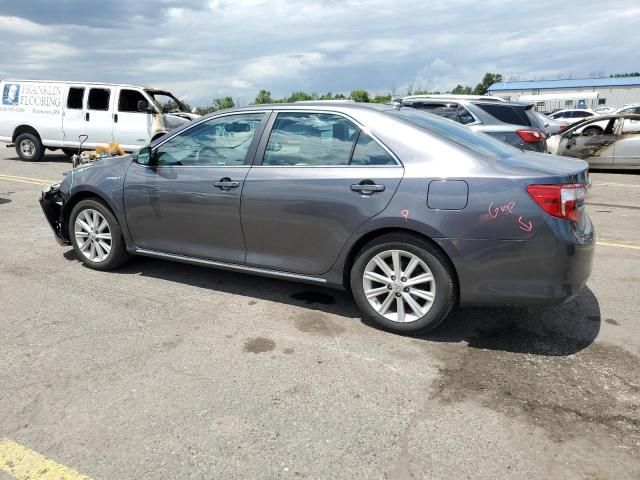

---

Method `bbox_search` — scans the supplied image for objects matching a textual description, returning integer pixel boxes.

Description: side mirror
[137,100,154,113]
[135,146,153,166]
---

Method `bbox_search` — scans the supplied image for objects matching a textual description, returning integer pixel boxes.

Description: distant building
[487,77,640,112]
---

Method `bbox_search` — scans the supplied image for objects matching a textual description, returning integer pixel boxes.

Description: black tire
[15,133,44,161]
[69,198,131,271]
[62,148,77,157]
[582,126,602,136]
[350,233,456,334]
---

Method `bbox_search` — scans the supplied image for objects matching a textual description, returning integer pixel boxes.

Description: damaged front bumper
[39,183,70,245]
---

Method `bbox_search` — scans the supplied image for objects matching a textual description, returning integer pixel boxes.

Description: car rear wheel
[15,133,44,161]
[69,199,130,271]
[350,234,456,333]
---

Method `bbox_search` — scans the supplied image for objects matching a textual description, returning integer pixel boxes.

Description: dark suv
[401,95,547,151]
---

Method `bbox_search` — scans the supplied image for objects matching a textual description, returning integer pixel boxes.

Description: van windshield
[145,90,189,114]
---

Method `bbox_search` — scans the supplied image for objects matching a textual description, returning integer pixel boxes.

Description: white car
[0,79,199,161]
[548,109,598,124]
[616,104,640,114]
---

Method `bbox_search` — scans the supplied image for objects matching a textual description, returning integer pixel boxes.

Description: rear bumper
[436,214,595,306]
[39,185,70,245]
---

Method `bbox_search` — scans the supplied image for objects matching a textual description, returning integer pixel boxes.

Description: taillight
[516,129,546,143]
[527,184,585,222]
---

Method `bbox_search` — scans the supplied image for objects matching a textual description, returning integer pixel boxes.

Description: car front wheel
[350,234,456,333]
[69,199,130,270]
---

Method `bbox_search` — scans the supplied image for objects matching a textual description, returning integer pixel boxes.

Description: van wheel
[69,199,131,271]
[15,133,44,161]
[350,234,456,333]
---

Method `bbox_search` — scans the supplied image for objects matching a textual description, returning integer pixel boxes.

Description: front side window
[263,112,358,166]
[67,87,84,109]
[154,113,265,167]
[88,88,110,111]
[118,89,147,112]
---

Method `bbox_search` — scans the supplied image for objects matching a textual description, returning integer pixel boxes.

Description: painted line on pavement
[0,439,91,480]
[592,182,640,188]
[597,241,640,250]
[0,174,55,186]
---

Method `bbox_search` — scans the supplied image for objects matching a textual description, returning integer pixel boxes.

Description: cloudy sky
[1,0,639,106]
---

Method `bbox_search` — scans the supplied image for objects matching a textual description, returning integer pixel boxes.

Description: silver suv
[401,95,547,151]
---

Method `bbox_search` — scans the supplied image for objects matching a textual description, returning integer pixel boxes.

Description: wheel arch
[341,227,460,300]
[61,190,119,241]
[12,124,42,143]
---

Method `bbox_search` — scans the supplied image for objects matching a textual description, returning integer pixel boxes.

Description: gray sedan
[40,103,594,333]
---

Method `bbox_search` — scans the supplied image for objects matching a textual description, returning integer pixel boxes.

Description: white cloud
[0,16,51,35]
[0,0,639,105]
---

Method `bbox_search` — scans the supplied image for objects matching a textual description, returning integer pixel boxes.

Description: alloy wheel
[74,209,112,263]
[362,249,436,323]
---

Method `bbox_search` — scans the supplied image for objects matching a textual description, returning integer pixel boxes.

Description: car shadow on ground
[64,250,600,357]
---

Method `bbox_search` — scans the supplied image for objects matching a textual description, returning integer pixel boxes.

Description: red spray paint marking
[488,201,516,219]
[518,216,533,232]
[400,209,409,222]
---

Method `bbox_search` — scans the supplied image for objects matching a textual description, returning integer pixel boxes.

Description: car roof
[401,96,531,108]
[206,102,396,116]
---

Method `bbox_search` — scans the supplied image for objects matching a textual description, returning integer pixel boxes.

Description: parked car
[547,113,640,169]
[532,111,571,135]
[401,95,547,151]
[616,104,640,114]
[0,79,199,161]
[548,109,597,124]
[40,103,593,334]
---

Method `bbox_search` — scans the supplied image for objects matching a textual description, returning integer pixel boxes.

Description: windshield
[389,108,518,158]
[145,90,189,114]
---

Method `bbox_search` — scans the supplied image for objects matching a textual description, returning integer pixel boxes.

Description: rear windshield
[390,109,517,158]
[476,103,532,126]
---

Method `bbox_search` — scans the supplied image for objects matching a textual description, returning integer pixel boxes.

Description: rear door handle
[214,178,240,190]
[85,112,90,122]
[351,183,385,194]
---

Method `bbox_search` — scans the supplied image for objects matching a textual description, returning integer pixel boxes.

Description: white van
[0,79,199,161]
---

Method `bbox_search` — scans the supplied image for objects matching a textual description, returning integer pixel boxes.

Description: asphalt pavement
[1,149,639,479]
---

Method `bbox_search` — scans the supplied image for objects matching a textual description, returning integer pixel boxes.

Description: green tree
[350,90,370,102]
[371,94,392,103]
[287,91,313,102]
[318,92,334,100]
[451,84,473,95]
[473,73,502,95]
[254,89,272,104]
[609,72,640,78]
[213,96,235,110]
[334,93,346,100]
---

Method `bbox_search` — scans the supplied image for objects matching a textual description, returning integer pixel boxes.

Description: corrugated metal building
[487,77,640,112]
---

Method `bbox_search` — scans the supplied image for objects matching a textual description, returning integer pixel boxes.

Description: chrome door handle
[350,183,385,194]
[214,178,240,190]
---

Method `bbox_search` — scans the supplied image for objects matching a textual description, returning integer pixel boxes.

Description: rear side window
[88,88,110,111]
[390,109,516,159]
[351,133,396,166]
[118,89,147,112]
[573,111,593,118]
[476,103,531,126]
[66,87,84,109]
[263,112,358,166]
